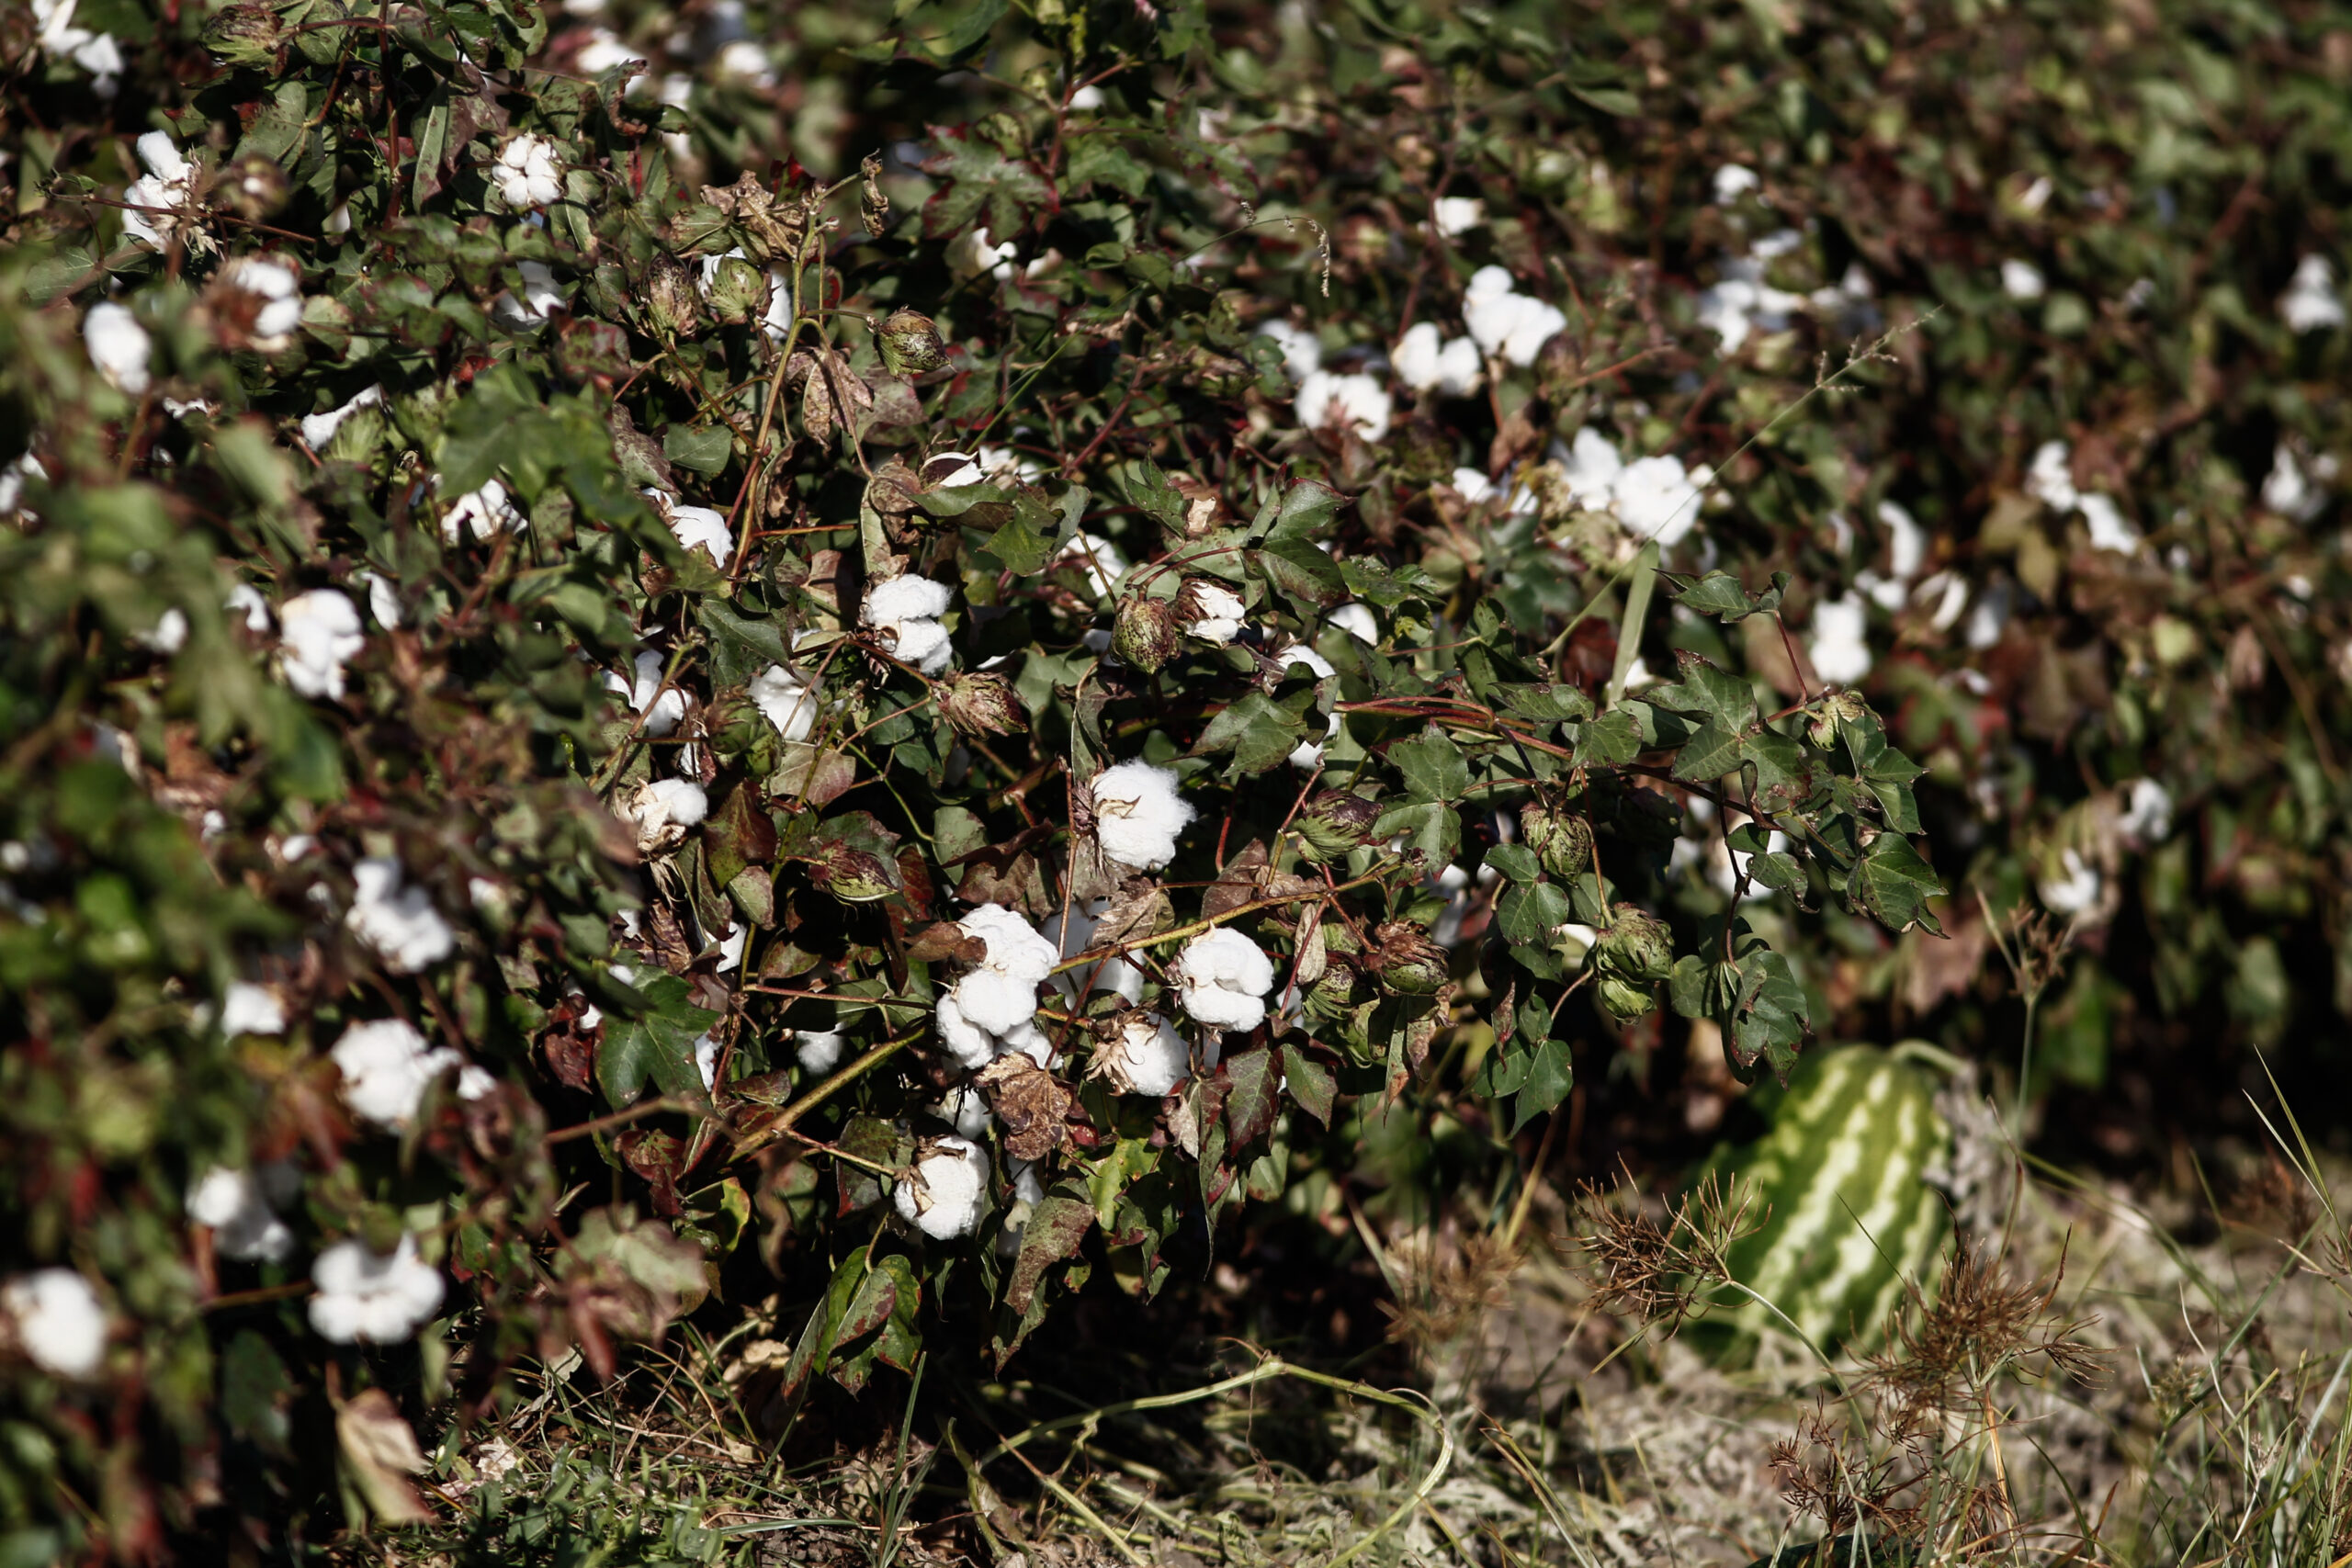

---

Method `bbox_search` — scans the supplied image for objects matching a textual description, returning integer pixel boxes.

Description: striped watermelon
[1694,1044,1951,1358]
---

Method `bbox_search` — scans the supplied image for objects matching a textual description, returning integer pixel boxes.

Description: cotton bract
[895,1135,989,1239]
[864,575,955,675]
[1088,761,1195,871]
[3,1269,106,1379]
[346,859,455,973]
[1175,928,1276,1034]
[309,1234,445,1343]
[278,589,365,698]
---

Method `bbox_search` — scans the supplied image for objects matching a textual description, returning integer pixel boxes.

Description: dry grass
[386,1088,2352,1568]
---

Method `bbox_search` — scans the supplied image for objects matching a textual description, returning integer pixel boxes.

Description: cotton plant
[1092,1012,1193,1097]
[1179,581,1248,644]
[622,777,707,853]
[639,487,732,564]
[1254,320,1323,381]
[300,385,384,451]
[210,255,305,352]
[1806,593,1873,685]
[490,259,571,329]
[1269,641,1341,769]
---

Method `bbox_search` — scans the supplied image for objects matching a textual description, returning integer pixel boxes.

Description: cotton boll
[2075,492,2139,553]
[1879,500,1926,580]
[1255,321,1322,381]
[1296,370,1393,441]
[1808,594,1872,685]
[641,488,734,565]
[1463,265,1568,365]
[2120,779,2174,843]
[356,571,401,629]
[934,992,996,1070]
[750,663,821,742]
[2037,848,2101,919]
[949,226,1018,280]
[1175,927,1276,1034]
[894,1135,989,1239]
[1556,427,1623,509]
[1394,323,1484,398]
[2262,445,2335,523]
[1611,456,1709,547]
[440,478,526,543]
[864,575,955,675]
[136,608,188,655]
[3,1269,107,1379]
[1431,196,1485,235]
[1712,164,1760,203]
[1088,761,1196,871]
[1043,899,1145,1005]
[345,858,455,973]
[308,1235,445,1343]
[953,969,1046,1037]
[186,1165,295,1262]
[279,589,365,699]
[300,385,384,450]
[1329,603,1378,645]
[957,905,1061,986]
[1182,581,1248,645]
[2000,259,2047,301]
[692,1032,720,1090]
[119,132,195,248]
[84,303,152,395]
[2025,441,2077,512]
[331,1017,465,1128]
[1057,532,1129,599]
[1101,1012,1190,1096]
[627,778,707,852]
[614,649,687,736]
[226,584,271,634]
[795,1031,845,1074]
[492,134,564,209]
[933,1084,994,1139]
[2280,254,2346,333]
[219,981,285,1037]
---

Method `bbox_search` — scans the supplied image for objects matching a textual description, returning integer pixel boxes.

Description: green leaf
[1668,569,1788,621]
[1280,1043,1337,1127]
[1223,1045,1280,1148]
[1496,880,1570,943]
[1510,1038,1574,1133]
[1256,539,1349,610]
[597,976,718,1107]
[1193,692,1307,774]
[1388,730,1470,802]
[1374,800,1460,865]
[1494,682,1594,723]
[1003,1190,1093,1314]
[978,507,1053,575]
[918,122,1056,239]
[1485,842,1542,884]
[1848,836,1948,935]
[697,598,790,686]
[1572,709,1642,767]
[663,423,733,478]
[1671,718,1749,782]
[1730,948,1809,1082]
[1647,651,1759,729]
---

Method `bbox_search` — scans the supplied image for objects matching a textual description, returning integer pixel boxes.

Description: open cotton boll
[626,777,707,853]
[186,1165,296,1263]
[119,132,195,248]
[750,663,821,742]
[2075,492,2138,552]
[1088,761,1195,871]
[1056,532,1128,599]
[1612,456,1710,547]
[864,574,955,675]
[1463,265,1568,365]
[346,858,455,973]
[1431,196,1485,235]
[692,1032,721,1090]
[894,1135,989,1239]
[936,905,1060,1065]
[1328,603,1378,645]
[492,134,564,209]
[219,981,285,1037]
[2120,778,2174,843]
[85,303,152,395]
[330,1017,468,1128]
[279,589,365,699]
[2037,848,2101,919]
[933,993,997,1070]
[301,385,384,451]
[1255,320,1322,381]
[1296,370,1392,441]
[1879,499,1926,580]
[2263,445,2337,523]
[226,584,271,634]
[1181,581,1248,644]
[440,478,526,543]
[1695,255,1804,352]
[641,488,733,565]
[607,649,686,736]
[1269,643,1341,769]
[1713,164,1761,203]
[2280,254,2346,333]
[795,1031,845,1074]
[3,1269,107,1380]
[949,227,1017,281]
[309,1234,445,1344]
[2025,441,2077,511]
[1101,1011,1191,1097]
[215,255,306,351]
[1394,322,1484,397]
[1175,927,1276,1034]
[1043,899,1144,1005]
[1808,594,1872,685]
[2000,258,2047,301]
[135,608,188,655]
